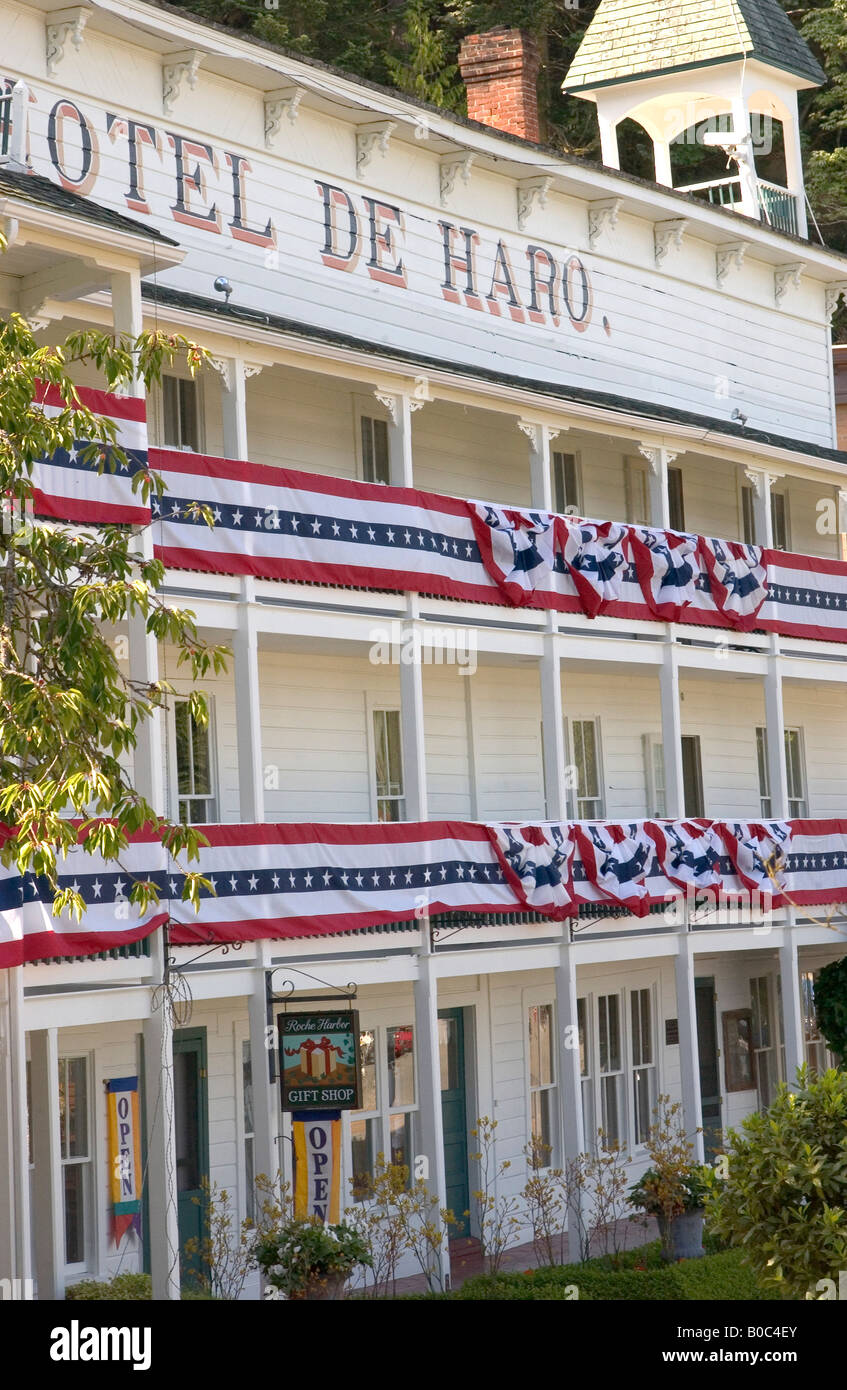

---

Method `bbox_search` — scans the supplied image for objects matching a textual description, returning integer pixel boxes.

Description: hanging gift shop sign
[279,1011,362,1111]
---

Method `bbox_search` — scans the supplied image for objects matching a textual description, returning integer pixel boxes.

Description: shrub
[66,1273,153,1300]
[813,958,847,1063]
[705,1066,847,1299]
[451,1246,769,1301]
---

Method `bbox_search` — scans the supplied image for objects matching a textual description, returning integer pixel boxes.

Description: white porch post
[660,641,685,818]
[522,419,559,514]
[764,639,789,819]
[652,139,673,188]
[730,95,760,222]
[215,356,250,462]
[401,594,428,822]
[249,947,278,1187]
[0,968,31,1290]
[234,577,266,824]
[639,444,676,530]
[743,467,776,549]
[540,623,568,820]
[414,937,450,1287]
[779,923,805,1087]
[110,268,143,391]
[143,933,181,1301]
[596,111,620,171]
[554,940,587,1256]
[675,932,705,1162]
[381,391,415,489]
[29,1028,65,1299]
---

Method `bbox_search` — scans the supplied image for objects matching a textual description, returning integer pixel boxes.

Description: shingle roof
[563,0,826,92]
[0,167,179,243]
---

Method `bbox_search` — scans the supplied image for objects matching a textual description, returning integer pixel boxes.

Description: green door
[695,978,722,1162]
[173,1028,209,1288]
[438,1008,470,1235]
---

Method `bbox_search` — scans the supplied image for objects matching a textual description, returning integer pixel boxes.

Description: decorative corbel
[162,50,203,116]
[743,466,779,497]
[373,390,400,426]
[409,376,431,411]
[825,282,847,321]
[356,121,396,177]
[774,262,806,307]
[264,87,303,147]
[638,443,679,473]
[439,154,474,206]
[46,7,90,76]
[243,363,265,380]
[654,218,688,268]
[517,177,552,231]
[517,420,561,453]
[716,241,747,287]
[208,357,234,393]
[587,198,623,251]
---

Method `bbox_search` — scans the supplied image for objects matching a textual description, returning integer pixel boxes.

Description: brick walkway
[390,1215,661,1295]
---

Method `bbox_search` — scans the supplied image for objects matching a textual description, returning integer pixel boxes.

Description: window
[784,728,807,818]
[770,491,790,551]
[174,699,216,823]
[552,451,582,516]
[630,988,656,1146]
[750,976,781,1111]
[625,456,650,525]
[372,708,405,822]
[643,735,666,818]
[241,1039,255,1223]
[571,718,604,819]
[800,970,834,1077]
[349,1024,417,1199]
[161,375,200,452]
[741,484,756,545]
[667,467,685,532]
[756,726,772,819]
[577,996,594,1144]
[527,1003,556,1163]
[360,415,390,485]
[681,735,704,817]
[597,993,624,1148]
[59,1056,91,1268]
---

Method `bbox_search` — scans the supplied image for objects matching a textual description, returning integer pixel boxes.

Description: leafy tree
[813,957,847,1062]
[0,308,228,921]
[705,1067,847,1299]
[386,0,465,111]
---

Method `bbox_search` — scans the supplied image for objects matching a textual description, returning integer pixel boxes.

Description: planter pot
[289,1272,348,1301]
[657,1209,705,1262]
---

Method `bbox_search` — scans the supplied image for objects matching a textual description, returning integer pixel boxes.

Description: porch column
[554,940,587,1256]
[521,420,559,513]
[248,947,278,1188]
[638,444,677,530]
[743,467,776,549]
[540,622,568,820]
[660,642,685,818]
[143,930,181,1300]
[214,357,252,462]
[764,639,789,819]
[778,94,808,239]
[234,577,265,823]
[779,921,805,1087]
[597,111,620,171]
[652,139,673,188]
[730,94,760,222]
[0,968,31,1290]
[380,391,415,489]
[675,932,705,1162]
[401,595,428,822]
[414,937,450,1287]
[29,1028,65,1299]
[110,267,143,393]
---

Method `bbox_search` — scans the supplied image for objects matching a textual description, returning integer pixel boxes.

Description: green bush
[705,1067,847,1300]
[66,1272,152,1300]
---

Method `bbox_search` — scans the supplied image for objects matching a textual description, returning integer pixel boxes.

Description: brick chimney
[458,27,541,143]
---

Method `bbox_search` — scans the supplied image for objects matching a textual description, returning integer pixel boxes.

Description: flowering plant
[254,1217,372,1298]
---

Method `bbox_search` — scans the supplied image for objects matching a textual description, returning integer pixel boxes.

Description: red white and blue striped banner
[2,817,847,966]
[32,383,149,526]
[147,449,847,645]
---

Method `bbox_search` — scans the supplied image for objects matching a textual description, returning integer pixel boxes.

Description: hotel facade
[1,0,846,1297]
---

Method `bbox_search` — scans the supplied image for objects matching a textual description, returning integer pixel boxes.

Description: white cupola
[562,0,827,237]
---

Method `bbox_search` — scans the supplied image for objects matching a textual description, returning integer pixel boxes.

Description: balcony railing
[676,176,798,235]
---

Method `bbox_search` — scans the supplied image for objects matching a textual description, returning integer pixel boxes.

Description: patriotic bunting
[32,383,150,526]
[2,816,847,966]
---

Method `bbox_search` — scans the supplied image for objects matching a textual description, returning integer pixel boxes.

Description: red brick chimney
[458,27,541,144]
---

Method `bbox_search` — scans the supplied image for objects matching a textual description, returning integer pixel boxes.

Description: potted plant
[628,1095,709,1262]
[254,1217,372,1300]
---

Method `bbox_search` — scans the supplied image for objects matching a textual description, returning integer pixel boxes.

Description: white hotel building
[0,0,846,1297]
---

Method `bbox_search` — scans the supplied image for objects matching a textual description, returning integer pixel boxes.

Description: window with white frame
[643,735,666,818]
[173,698,217,823]
[750,975,781,1112]
[597,992,624,1148]
[372,708,405,822]
[349,1023,417,1200]
[59,1055,91,1269]
[756,726,808,819]
[800,970,834,1077]
[359,414,390,485]
[571,718,604,819]
[161,375,200,452]
[740,483,756,545]
[552,451,582,516]
[527,1003,557,1163]
[770,490,790,551]
[667,466,685,533]
[625,456,650,525]
[630,988,657,1146]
